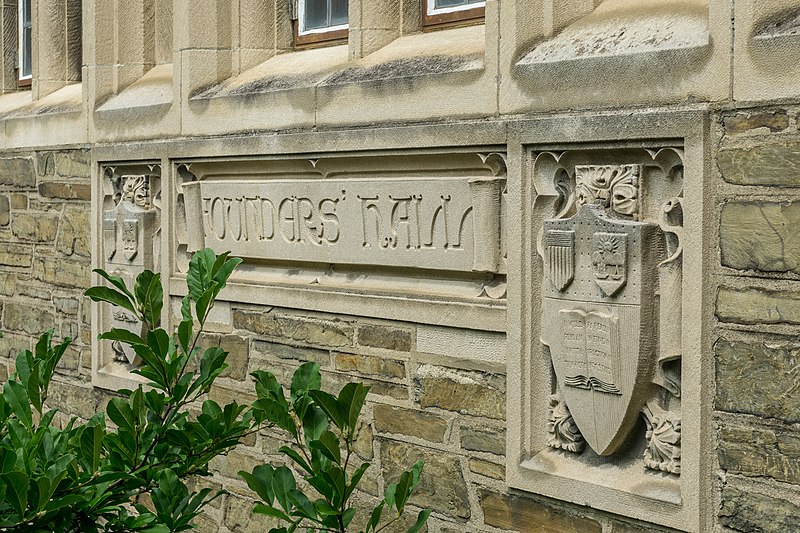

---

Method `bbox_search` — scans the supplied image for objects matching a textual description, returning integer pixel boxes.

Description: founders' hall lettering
[183,177,503,273]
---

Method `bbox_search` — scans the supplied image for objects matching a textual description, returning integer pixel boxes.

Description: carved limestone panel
[171,153,507,323]
[509,138,696,531]
[94,164,162,388]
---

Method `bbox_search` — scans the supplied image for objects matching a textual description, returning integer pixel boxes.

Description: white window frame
[426,0,485,17]
[18,0,31,82]
[297,0,349,36]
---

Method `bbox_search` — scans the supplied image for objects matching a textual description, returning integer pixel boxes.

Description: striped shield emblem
[545,229,575,291]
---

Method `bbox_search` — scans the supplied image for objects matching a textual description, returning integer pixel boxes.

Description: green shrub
[0,248,252,531]
[243,362,431,533]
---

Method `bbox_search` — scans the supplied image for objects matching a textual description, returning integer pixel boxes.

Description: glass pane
[435,0,467,7]
[303,0,329,30]
[330,0,348,27]
[22,28,31,77]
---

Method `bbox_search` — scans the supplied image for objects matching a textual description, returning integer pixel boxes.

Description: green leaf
[309,431,340,464]
[177,319,193,354]
[278,446,313,476]
[252,398,296,438]
[308,390,344,431]
[367,502,385,533]
[187,248,215,300]
[93,268,135,300]
[98,328,148,347]
[338,382,369,437]
[251,371,287,406]
[287,489,316,520]
[134,270,163,328]
[3,471,28,516]
[272,466,296,512]
[342,507,356,528]
[240,465,276,505]
[107,397,134,432]
[290,362,321,404]
[302,405,328,442]
[253,503,291,522]
[406,509,432,533]
[3,381,31,429]
[213,256,241,286]
[80,422,104,473]
[85,286,137,315]
[346,463,370,501]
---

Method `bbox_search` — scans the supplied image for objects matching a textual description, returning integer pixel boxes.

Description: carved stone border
[91,162,165,391]
[506,111,712,533]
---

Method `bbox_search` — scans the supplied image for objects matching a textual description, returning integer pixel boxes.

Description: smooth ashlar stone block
[716,286,800,326]
[718,141,800,186]
[720,201,800,274]
[715,337,800,423]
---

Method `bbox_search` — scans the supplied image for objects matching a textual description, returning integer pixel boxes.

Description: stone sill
[192,25,485,101]
[96,64,174,114]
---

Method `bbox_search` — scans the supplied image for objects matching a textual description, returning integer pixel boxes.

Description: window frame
[422,0,485,29]
[294,0,349,48]
[17,0,31,87]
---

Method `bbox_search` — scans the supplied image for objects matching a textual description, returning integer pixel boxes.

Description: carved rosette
[547,392,585,453]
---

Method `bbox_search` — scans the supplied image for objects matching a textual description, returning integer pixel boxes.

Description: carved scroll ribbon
[468,177,504,272]
[182,181,205,253]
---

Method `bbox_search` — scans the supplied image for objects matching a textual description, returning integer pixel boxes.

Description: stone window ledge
[192,25,485,101]
[95,64,174,115]
[0,83,82,119]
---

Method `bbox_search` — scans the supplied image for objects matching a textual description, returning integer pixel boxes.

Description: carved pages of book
[541,204,663,456]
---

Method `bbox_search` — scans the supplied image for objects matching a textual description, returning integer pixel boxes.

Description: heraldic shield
[541,204,662,456]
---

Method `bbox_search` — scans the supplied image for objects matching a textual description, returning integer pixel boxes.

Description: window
[295,0,348,47]
[18,0,31,85]
[424,0,485,28]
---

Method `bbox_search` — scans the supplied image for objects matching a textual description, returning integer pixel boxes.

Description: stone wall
[0,148,104,421]
[715,106,800,533]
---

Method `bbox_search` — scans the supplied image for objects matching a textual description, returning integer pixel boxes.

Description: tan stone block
[39,181,91,201]
[233,308,354,348]
[0,195,8,226]
[223,490,281,532]
[357,323,413,352]
[54,150,91,178]
[190,512,219,533]
[373,404,448,442]
[468,458,504,480]
[460,426,505,455]
[718,141,800,186]
[0,332,31,359]
[479,489,602,533]
[209,384,257,411]
[381,439,470,520]
[251,340,330,366]
[10,212,59,242]
[415,365,505,420]
[335,352,406,379]
[218,334,250,380]
[46,379,103,418]
[720,481,800,533]
[0,157,35,187]
[719,422,800,485]
[3,302,56,335]
[0,272,15,296]
[9,194,27,209]
[724,110,790,135]
[0,243,31,268]
[720,201,800,275]
[57,205,91,257]
[32,257,90,288]
[323,371,408,401]
[716,286,800,326]
[210,448,263,480]
[715,337,800,423]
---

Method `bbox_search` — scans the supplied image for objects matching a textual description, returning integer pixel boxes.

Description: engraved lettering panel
[183,178,503,273]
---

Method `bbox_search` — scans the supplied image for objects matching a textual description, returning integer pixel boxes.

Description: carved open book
[559,308,621,395]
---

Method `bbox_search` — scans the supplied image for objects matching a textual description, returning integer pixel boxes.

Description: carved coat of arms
[541,169,663,456]
[102,175,158,365]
